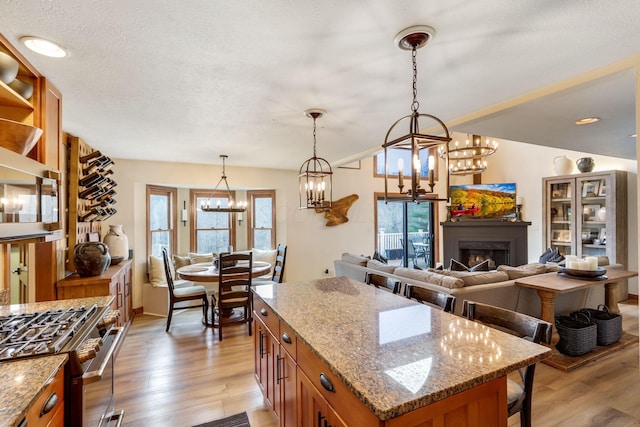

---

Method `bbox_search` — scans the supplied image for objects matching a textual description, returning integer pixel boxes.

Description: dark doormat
[193,412,250,427]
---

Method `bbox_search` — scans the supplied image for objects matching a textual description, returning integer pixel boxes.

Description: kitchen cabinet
[543,170,627,266]
[25,361,65,427]
[298,370,347,427]
[253,297,297,427]
[56,259,133,327]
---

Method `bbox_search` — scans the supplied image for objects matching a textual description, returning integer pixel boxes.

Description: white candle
[516,196,523,205]
[586,256,598,270]
[576,260,589,270]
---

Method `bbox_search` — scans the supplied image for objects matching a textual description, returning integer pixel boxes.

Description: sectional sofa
[334,253,619,317]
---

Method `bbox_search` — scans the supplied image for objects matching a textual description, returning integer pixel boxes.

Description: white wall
[109,142,638,309]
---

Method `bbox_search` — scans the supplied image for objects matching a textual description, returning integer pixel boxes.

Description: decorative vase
[576,157,595,173]
[553,155,573,175]
[597,207,607,221]
[74,242,111,277]
[103,225,129,258]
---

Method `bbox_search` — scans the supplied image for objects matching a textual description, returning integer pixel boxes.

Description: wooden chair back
[215,252,253,340]
[405,284,456,313]
[271,244,287,283]
[365,272,401,294]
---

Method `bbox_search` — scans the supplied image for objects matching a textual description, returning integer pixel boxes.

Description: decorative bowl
[0,52,19,84]
[0,118,43,155]
[110,256,125,266]
[8,78,33,100]
[558,266,606,278]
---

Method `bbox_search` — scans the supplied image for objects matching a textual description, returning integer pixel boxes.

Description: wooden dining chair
[365,272,401,294]
[213,252,253,341]
[271,243,287,283]
[461,300,552,427]
[161,248,209,332]
[405,284,456,313]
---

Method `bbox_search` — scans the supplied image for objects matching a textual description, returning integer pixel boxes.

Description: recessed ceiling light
[631,133,637,138]
[20,36,67,58]
[574,117,600,125]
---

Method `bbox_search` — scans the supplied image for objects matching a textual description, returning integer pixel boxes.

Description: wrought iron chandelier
[201,154,247,213]
[438,134,498,175]
[299,109,332,210]
[383,25,451,203]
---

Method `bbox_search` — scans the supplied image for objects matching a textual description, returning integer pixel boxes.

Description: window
[147,185,177,257]
[191,190,236,253]
[374,194,436,268]
[248,190,276,249]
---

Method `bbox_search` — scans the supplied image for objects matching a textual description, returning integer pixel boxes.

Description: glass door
[375,197,434,268]
[547,179,574,256]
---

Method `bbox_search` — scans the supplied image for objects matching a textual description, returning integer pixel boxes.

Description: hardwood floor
[115,302,640,427]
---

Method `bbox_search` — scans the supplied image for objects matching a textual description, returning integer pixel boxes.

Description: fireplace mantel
[441,220,532,267]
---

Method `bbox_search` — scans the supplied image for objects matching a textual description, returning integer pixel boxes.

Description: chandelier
[201,155,247,213]
[299,109,332,210]
[383,25,451,203]
[438,134,498,175]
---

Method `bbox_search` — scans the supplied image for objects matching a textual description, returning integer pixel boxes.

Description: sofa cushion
[341,253,370,266]
[497,263,548,280]
[373,250,388,264]
[394,268,465,289]
[366,259,396,274]
[433,269,510,287]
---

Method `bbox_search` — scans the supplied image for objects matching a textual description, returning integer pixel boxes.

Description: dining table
[176,260,272,283]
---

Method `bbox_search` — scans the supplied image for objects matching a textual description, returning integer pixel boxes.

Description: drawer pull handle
[260,308,267,316]
[319,373,335,393]
[281,332,292,344]
[40,392,58,417]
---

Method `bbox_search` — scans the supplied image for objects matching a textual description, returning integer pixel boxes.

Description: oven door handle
[82,326,124,385]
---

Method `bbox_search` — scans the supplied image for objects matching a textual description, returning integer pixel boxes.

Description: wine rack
[67,134,118,271]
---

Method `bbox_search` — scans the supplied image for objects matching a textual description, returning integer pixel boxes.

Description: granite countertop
[0,355,68,427]
[0,296,115,426]
[253,277,552,420]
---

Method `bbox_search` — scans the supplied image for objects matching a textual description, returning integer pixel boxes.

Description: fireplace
[441,220,531,268]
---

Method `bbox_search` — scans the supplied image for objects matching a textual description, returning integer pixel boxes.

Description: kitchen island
[252,277,551,427]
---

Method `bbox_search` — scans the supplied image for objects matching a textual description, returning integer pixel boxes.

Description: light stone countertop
[253,277,552,420]
[0,296,115,427]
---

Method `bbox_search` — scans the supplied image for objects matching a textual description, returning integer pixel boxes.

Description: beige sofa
[334,253,618,317]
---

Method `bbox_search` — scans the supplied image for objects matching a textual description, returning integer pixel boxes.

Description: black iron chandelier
[201,154,247,213]
[299,109,332,210]
[383,25,451,203]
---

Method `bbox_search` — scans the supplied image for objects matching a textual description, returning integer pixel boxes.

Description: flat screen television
[449,183,516,219]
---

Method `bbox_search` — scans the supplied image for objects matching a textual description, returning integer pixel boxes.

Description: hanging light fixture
[383,25,451,203]
[200,155,247,213]
[299,109,332,210]
[438,134,498,175]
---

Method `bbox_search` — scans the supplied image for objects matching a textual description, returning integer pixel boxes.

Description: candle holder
[515,204,523,222]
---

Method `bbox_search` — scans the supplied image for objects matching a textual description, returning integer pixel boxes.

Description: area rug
[193,412,250,427]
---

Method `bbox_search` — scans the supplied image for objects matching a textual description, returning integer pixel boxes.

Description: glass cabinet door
[547,180,573,256]
[577,175,608,258]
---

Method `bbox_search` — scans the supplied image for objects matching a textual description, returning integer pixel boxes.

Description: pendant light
[383,25,451,203]
[299,109,332,210]
[201,155,247,213]
[439,134,499,175]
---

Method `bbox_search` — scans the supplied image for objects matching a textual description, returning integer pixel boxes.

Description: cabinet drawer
[279,320,297,359]
[26,365,65,427]
[297,342,380,427]
[253,297,279,335]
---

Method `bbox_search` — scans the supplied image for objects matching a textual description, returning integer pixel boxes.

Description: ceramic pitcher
[74,242,110,277]
[553,155,573,175]
[103,225,129,258]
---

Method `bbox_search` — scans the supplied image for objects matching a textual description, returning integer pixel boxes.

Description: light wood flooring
[115,301,640,427]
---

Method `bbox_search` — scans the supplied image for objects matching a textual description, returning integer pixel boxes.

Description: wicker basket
[577,305,622,346]
[555,313,597,356]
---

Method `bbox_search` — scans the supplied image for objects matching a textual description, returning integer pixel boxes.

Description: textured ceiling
[0,1,638,170]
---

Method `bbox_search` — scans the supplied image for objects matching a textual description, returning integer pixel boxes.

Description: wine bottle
[79,150,102,163]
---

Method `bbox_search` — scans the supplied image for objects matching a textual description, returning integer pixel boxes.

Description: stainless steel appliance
[0,303,125,426]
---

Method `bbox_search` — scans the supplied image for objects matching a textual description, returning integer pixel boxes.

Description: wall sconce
[181,201,188,226]
[237,211,244,225]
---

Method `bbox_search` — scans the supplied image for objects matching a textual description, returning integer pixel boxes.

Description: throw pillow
[188,252,215,264]
[413,263,423,270]
[252,248,278,276]
[373,250,388,264]
[173,255,191,279]
[449,259,470,271]
[148,255,167,286]
[341,253,370,266]
[538,248,555,264]
[469,259,490,272]
[366,259,396,274]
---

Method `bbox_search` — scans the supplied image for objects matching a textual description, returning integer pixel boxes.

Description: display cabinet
[543,170,627,266]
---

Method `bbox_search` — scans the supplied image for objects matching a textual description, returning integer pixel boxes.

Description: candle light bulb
[397,158,404,175]
[428,155,435,171]
[216,200,221,208]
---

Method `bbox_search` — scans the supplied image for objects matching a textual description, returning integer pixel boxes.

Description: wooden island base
[543,332,638,372]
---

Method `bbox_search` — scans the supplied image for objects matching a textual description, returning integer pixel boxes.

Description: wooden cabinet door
[254,318,273,409]
[297,368,347,427]
[278,346,297,427]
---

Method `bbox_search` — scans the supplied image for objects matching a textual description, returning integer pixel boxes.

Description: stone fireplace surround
[441,220,531,268]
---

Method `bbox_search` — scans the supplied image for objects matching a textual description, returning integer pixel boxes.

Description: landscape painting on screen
[449,183,516,219]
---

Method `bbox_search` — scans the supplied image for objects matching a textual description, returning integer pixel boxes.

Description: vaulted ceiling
[1,1,638,170]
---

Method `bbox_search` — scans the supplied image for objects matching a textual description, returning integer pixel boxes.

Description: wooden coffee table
[515,268,637,371]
